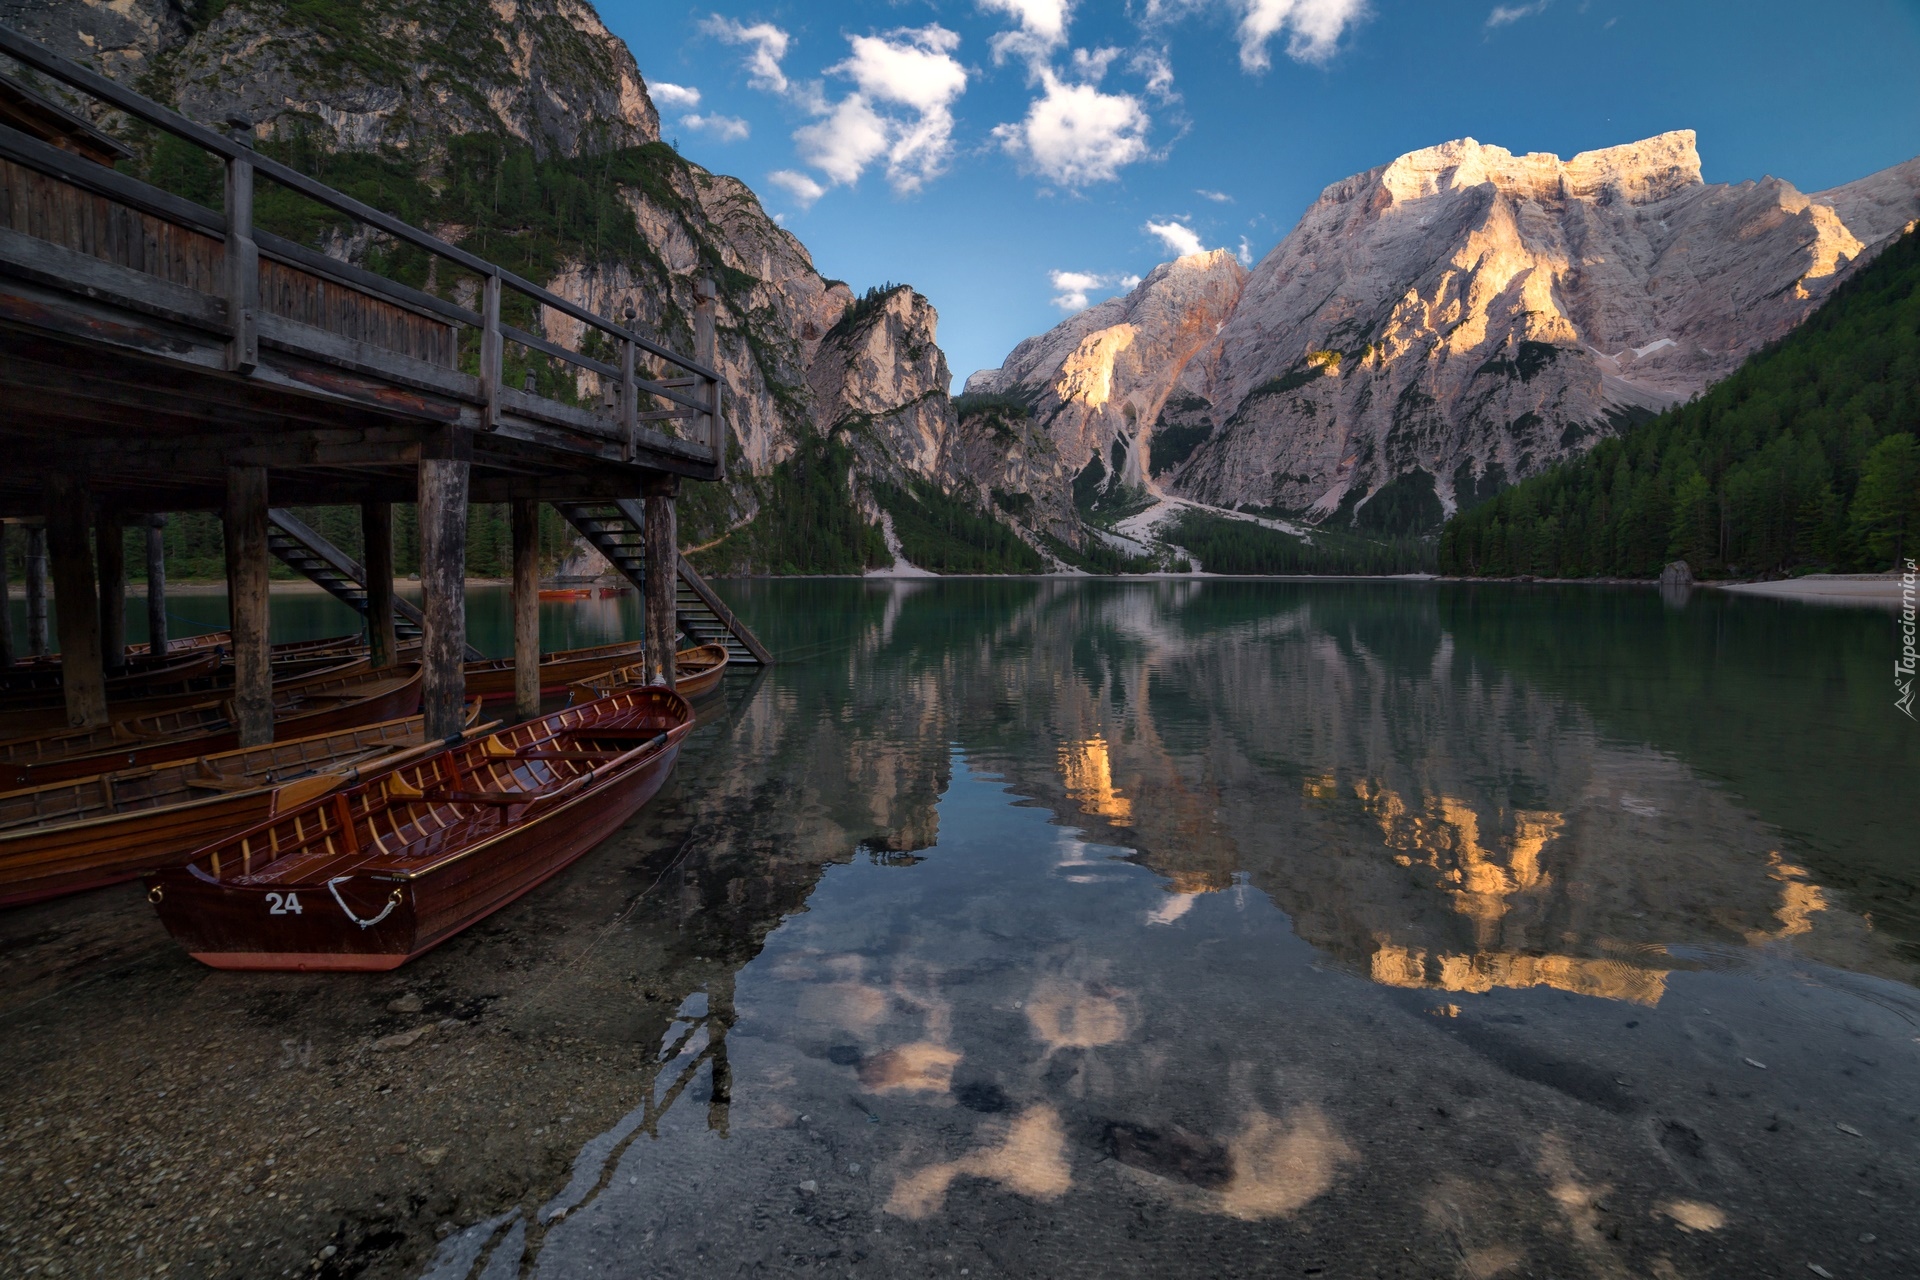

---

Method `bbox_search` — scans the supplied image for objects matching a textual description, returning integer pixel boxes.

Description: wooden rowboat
[0,708,485,909]
[567,644,730,703]
[0,656,376,739]
[146,687,694,971]
[537,587,593,601]
[461,638,647,701]
[0,663,423,790]
[0,647,224,700]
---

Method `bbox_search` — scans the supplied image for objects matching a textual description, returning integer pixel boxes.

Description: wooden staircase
[551,500,771,666]
[264,509,486,659]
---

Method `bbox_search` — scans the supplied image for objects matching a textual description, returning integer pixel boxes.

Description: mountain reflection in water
[428,579,1918,1280]
[3,580,1915,1280]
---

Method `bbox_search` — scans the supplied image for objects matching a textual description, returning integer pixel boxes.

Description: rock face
[7,0,972,557]
[973,133,1920,528]
[808,286,954,481]
[6,0,657,158]
[966,250,1247,503]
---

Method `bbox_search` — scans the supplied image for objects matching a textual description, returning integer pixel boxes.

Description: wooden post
[480,272,503,430]
[511,498,540,721]
[145,515,168,658]
[620,301,638,461]
[642,472,678,690]
[361,501,397,669]
[0,524,13,669]
[418,435,471,739]
[95,506,126,674]
[44,475,108,729]
[693,277,722,470]
[223,466,273,746]
[223,117,259,374]
[24,525,48,658]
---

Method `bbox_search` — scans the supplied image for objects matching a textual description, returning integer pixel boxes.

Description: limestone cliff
[966,250,1247,508]
[3,0,994,566]
[973,132,1920,531]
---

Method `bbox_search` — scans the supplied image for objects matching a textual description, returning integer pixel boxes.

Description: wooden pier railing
[0,23,724,496]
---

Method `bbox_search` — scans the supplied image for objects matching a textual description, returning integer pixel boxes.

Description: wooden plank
[0,523,12,668]
[24,526,48,658]
[0,223,227,331]
[511,499,539,722]
[145,515,168,658]
[254,310,479,400]
[362,501,396,669]
[418,441,470,739]
[44,473,107,728]
[224,465,273,747]
[94,506,126,674]
[0,124,223,237]
[642,474,678,689]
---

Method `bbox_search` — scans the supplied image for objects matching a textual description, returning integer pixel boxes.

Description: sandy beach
[1703,572,1910,607]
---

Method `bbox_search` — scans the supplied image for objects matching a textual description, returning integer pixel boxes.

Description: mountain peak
[1366,129,1702,208]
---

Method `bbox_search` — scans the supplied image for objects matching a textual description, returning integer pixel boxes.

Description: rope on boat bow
[328,877,403,929]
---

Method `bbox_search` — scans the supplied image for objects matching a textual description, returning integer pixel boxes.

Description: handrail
[0,23,727,462]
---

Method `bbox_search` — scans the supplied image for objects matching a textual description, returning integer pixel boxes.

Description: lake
[2,579,1916,1279]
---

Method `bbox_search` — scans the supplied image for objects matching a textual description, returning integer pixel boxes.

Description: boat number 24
[266,892,304,915]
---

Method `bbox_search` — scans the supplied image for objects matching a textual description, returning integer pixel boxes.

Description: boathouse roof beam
[0,25,723,381]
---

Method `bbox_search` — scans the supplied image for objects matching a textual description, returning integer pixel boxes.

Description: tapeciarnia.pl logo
[1899,558,1917,720]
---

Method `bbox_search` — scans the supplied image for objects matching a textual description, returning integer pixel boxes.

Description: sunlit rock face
[966,250,1248,496]
[971,135,1920,526]
[1177,132,1920,519]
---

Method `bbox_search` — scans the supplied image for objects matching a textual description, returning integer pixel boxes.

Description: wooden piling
[25,526,48,659]
[511,498,540,722]
[95,506,126,674]
[44,474,107,729]
[360,501,397,669]
[222,465,273,747]
[642,472,678,690]
[145,515,168,658]
[0,523,13,668]
[418,436,471,739]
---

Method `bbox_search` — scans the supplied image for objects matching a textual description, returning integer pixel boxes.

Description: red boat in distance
[145,688,693,971]
[537,587,593,601]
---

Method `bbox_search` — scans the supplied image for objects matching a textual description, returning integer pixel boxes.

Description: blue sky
[597,1,1920,387]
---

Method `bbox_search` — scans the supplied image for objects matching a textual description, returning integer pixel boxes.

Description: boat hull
[0,665,422,790]
[150,734,682,970]
[462,640,647,701]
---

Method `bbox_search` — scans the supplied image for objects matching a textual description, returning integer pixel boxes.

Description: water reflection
[3,580,1917,1280]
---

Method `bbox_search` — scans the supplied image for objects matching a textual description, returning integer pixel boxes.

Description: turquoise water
[3,579,1916,1279]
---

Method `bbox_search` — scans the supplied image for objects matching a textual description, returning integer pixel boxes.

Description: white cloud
[786,26,969,197]
[1049,268,1145,310]
[651,82,701,110]
[1237,235,1254,266]
[1196,188,1233,202]
[1131,47,1177,101]
[838,26,967,113]
[979,0,1074,72]
[1146,219,1208,258]
[1486,1,1549,26]
[702,15,791,93]
[682,113,750,142]
[795,95,891,185]
[994,71,1150,186]
[1068,46,1123,83]
[768,169,827,207]
[1234,0,1369,70]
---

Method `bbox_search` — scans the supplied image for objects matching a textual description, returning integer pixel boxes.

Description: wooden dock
[0,24,760,742]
